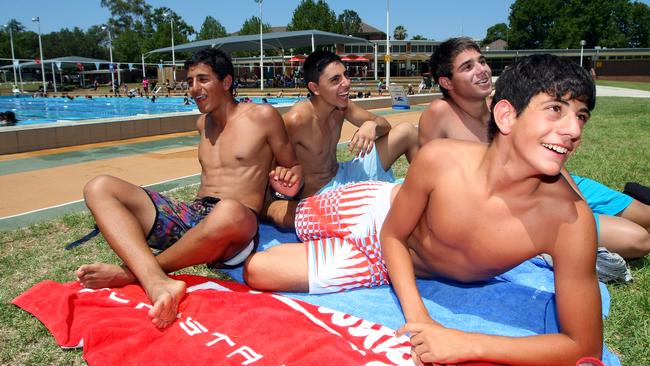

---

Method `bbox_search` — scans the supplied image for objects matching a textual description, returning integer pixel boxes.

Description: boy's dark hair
[429,37,481,98]
[184,48,235,95]
[487,54,596,142]
[303,50,343,93]
[4,111,17,124]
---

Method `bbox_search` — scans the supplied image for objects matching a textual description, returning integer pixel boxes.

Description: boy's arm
[262,106,303,198]
[344,101,391,157]
[399,200,603,365]
[380,146,437,324]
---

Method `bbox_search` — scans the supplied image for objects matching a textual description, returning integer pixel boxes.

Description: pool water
[0,95,303,126]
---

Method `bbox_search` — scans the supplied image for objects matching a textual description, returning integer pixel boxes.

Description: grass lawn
[1,96,649,365]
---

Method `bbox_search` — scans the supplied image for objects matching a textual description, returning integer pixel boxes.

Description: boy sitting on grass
[245,54,603,365]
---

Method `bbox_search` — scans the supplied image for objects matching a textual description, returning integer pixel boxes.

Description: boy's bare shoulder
[417,138,483,171]
[282,100,313,128]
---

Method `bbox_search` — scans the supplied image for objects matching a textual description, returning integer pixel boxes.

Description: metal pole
[18,64,24,92]
[51,62,57,93]
[579,40,586,67]
[103,26,115,93]
[374,42,378,81]
[171,16,176,82]
[4,25,18,87]
[254,0,264,91]
[141,53,146,79]
[32,17,47,93]
[385,0,390,85]
[311,33,315,52]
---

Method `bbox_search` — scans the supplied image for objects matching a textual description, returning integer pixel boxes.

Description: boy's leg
[77,175,185,328]
[598,214,650,259]
[618,199,650,232]
[244,243,309,292]
[375,122,418,171]
[244,235,388,294]
[260,199,299,229]
[153,198,259,272]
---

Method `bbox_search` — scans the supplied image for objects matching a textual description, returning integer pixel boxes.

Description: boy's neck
[481,139,548,197]
[449,94,490,123]
[310,95,340,120]
[208,96,238,125]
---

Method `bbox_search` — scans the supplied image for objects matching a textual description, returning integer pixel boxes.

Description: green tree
[411,35,427,40]
[628,1,650,47]
[505,0,650,49]
[43,27,107,59]
[287,0,337,33]
[482,23,509,47]
[235,16,274,57]
[393,25,407,40]
[507,0,563,49]
[336,9,363,36]
[238,16,271,36]
[100,0,152,35]
[197,16,227,40]
[140,7,195,62]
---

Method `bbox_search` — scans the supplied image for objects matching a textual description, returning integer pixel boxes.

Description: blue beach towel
[226,223,621,366]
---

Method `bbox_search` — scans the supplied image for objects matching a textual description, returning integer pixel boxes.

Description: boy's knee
[201,199,257,240]
[243,253,272,290]
[83,175,117,201]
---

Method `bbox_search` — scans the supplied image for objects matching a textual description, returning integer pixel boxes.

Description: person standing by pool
[261,50,418,228]
[142,78,149,96]
[76,48,303,329]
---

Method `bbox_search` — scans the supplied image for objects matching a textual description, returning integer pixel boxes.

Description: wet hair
[429,37,481,98]
[184,48,235,95]
[4,111,17,125]
[303,50,343,93]
[487,54,596,142]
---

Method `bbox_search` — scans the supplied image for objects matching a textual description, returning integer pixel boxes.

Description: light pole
[254,0,264,91]
[385,0,390,85]
[102,25,115,93]
[163,12,176,82]
[31,17,47,93]
[579,39,586,67]
[3,24,18,89]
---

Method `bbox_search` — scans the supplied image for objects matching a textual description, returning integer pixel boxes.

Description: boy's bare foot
[76,263,136,288]
[145,277,187,328]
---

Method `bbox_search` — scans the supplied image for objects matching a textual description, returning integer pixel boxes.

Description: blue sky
[4,0,519,41]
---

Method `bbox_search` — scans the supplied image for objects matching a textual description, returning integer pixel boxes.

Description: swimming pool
[0,96,303,126]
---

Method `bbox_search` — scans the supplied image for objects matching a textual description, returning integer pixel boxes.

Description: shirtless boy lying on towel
[76,48,302,328]
[244,54,602,365]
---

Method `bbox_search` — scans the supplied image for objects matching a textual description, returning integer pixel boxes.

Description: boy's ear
[222,75,233,91]
[438,76,452,91]
[307,81,319,95]
[492,99,515,136]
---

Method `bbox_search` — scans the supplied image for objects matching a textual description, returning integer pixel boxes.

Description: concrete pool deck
[0,103,429,231]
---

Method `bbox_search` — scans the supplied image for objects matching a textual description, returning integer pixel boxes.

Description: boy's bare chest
[198,126,266,168]
[425,190,549,262]
[298,117,342,159]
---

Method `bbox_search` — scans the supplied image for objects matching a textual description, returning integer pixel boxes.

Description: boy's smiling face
[510,92,590,176]
[187,63,232,114]
[442,49,493,100]
[310,61,351,109]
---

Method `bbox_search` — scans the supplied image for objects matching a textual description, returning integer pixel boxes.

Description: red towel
[13,274,498,365]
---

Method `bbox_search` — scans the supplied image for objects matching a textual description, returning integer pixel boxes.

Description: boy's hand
[349,121,377,158]
[269,165,303,198]
[398,322,477,365]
